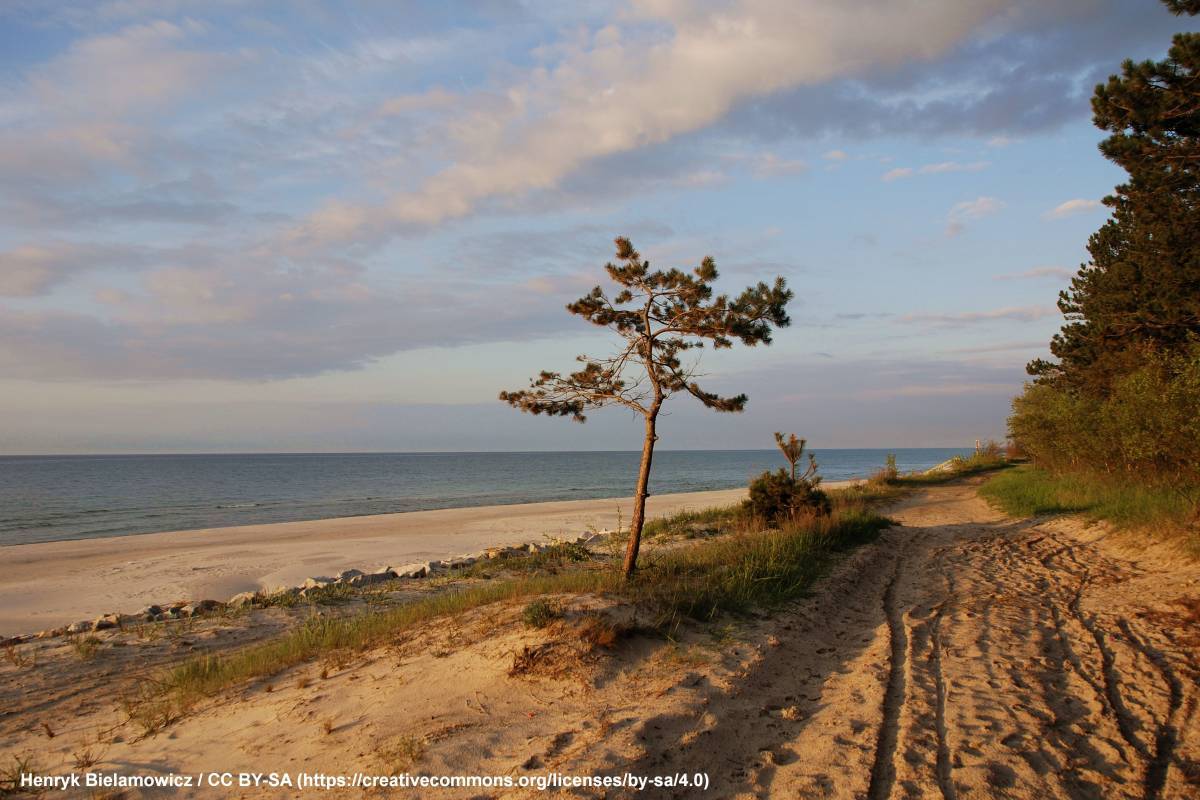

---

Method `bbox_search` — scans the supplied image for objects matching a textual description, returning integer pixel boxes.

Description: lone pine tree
[500,237,792,578]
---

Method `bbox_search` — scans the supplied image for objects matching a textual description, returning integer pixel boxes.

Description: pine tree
[1028,0,1200,391]
[500,237,792,578]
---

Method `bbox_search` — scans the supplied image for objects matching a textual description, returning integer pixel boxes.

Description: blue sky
[0,0,1191,453]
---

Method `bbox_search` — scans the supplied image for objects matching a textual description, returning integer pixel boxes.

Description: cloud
[901,305,1057,325]
[746,152,807,178]
[882,167,914,181]
[725,1,1181,143]
[993,266,1073,281]
[823,149,848,161]
[1044,198,1103,219]
[948,340,1050,354]
[882,160,989,181]
[0,242,147,296]
[859,382,1017,399]
[283,0,1015,247]
[945,195,1003,236]
[0,266,586,380]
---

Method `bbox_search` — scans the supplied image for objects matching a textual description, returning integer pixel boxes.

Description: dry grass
[2,644,35,669]
[129,489,892,731]
[68,634,102,661]
[377,735,425,774]
[0,753,39,798]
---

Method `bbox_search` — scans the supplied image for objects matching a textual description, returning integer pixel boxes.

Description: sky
[0,0,1192,454]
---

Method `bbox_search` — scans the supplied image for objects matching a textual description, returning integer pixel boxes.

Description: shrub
[869,453,899,485]
[1010,344,1200,489]
[746,468,830,523]
[521,598,561,628]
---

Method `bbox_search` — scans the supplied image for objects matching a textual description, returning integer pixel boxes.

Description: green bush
[746,468,830,523]
[1010,344,1200,488]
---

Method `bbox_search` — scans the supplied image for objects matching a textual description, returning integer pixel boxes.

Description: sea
[0,449,971,547]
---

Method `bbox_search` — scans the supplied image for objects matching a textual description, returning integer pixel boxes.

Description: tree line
[1011,0,1199,495]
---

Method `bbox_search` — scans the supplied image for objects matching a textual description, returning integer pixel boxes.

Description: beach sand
[0,485,813,637]
[3,479,1196,798]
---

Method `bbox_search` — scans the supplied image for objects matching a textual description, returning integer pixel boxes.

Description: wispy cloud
[948,340,1051,354]
[1044,198,1102,219]
[285,1,1013,247]
[882,160,989,181]
[859,382,1017,399]
[993,266,1073,281]
[747,152,807,178]
[901,305,1057,326]
[945,195,1003,237]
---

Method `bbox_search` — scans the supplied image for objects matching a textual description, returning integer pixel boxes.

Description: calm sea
[0,449,970,546]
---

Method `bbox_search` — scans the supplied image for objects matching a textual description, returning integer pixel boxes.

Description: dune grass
[979,464,1198,536]
[889,454,1015,486]
[642,503,743,539]
[154,496,893,713]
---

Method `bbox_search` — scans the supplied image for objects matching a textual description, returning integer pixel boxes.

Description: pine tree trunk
[622,407,659,579]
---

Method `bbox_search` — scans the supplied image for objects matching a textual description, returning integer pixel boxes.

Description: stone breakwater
[2,530,613,645]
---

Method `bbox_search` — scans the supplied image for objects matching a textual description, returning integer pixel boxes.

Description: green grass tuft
[521,598,562,628]
[979,465,1198,548]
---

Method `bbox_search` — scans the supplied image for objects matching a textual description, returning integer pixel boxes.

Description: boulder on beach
[395,563,428,578]
[92,613,121,630]
[66,620,93,634]
[303,577,333,590]
[335,568,365,583]
[228,591,258,608]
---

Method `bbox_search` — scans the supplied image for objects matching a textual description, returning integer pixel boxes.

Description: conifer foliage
[1014,1,1200,490]
[501,237,792,577]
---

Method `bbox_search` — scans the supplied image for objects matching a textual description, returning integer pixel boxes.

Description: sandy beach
[0,486,799,637]
[3,479,1196,798]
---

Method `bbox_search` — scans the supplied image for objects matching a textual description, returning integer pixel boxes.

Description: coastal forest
[1003,0,1200,536]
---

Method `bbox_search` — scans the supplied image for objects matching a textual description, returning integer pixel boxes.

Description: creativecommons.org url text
[22,771,712,792]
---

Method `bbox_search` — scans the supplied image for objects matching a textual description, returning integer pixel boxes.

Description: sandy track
[3,480,1197,799]
[590,479,1200,799]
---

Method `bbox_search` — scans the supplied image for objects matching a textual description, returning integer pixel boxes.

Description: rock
[303,577,334,590]
[349,570,396,587]
[36,628,64,640]
[92,613,121,630]
[395,563,428,578]
[66,620,93,634]
[228,591,258,608]
[191,599,223,615]
[139,604,163,617]
[526,543,545,554]
[439,556,476,570]
[335,569,365,583]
